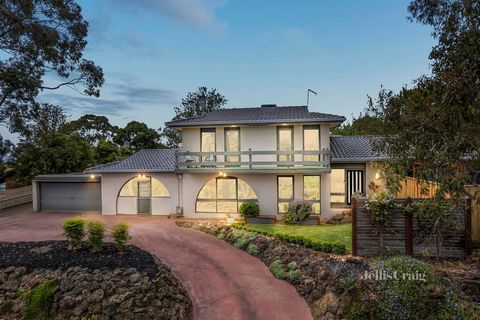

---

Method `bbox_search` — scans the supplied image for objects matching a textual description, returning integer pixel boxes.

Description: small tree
[63,217,85,250]
[112,223,131,251]
[87,221,106,252]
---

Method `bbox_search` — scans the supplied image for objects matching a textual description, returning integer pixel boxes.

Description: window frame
[277,126,294,163]
[195,176,258,213]
[277,175,294,214]
[303,175,321,214]
[303,125,320,162]
[224,127,240,164]
[200,128,216,162]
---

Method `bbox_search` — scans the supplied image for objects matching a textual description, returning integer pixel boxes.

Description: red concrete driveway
[0,205,312,320]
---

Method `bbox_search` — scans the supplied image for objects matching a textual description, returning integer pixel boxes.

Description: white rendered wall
[100,173,179,215]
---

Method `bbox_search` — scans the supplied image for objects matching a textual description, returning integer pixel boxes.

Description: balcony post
[249,148,252,169]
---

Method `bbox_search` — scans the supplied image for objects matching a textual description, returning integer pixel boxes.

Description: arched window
[118,176,170,198]
[196,177,257,213]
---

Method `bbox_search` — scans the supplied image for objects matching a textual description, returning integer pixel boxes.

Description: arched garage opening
[196,176,258,213]
[117,175,170,215]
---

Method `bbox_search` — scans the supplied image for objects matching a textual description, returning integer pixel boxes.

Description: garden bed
[178,221,480,320]
[0,241,193,319]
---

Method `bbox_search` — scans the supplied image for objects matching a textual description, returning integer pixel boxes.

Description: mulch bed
[0,241,159,277]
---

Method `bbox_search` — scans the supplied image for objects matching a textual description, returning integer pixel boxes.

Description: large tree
[114,121,162,152]
[62,114,117,145]
[331,112,382,136]
[369,0,480,198]
[94,139,131,164]
[0,0,104,132]
[13,103,67,141]
[162,87,227,148]
[13,133,94,185]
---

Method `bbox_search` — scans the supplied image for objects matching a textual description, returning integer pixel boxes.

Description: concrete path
[0,205,312,320]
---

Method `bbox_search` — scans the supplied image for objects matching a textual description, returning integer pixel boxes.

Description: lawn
[244,223,352,252]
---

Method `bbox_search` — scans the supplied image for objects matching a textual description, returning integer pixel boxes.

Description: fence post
[465,198,473,256]
[352,197,357,256]
[405,210,414,256]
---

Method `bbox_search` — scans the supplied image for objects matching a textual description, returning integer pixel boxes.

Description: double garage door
[38,182,101,212]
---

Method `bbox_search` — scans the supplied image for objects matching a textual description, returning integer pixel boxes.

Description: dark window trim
[329,168,365,208]
[277,175,294,214]
[200,128,216,162]
[276,126,294,162]
[303,125,320,161]
[224,127,241,163]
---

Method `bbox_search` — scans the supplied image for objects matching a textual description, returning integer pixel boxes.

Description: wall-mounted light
[375,172,381,180]
[222,172,227,177]
[90,174,95,179]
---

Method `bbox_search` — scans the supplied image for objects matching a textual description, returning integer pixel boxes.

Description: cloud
[108,0,227,33]
[40,93,131,116]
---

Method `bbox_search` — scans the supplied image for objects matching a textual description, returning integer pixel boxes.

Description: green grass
[245,223,352,253]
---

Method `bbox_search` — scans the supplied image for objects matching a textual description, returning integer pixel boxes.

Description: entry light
[375,172,381,180]
[90,174,95,179]
[222,173,227,177]
[219,171,224,176]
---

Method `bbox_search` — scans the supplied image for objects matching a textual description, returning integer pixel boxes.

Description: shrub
[0,299,13,313]
[332,241,347,254]
[247,243,259,256]
[287,261,298,270]
[112,223,131,251]
[232,229,245,240]
[234,237,248,249]
[322,242,333,253]
[63,217,85,249]
[302,238,313,248]
[217,232,225,240]
[87,221,105,251]
[281,200,312,224]
[268,259,286,280]
[22,278,55,320]
[287,269,302,281]
[239,202,260,217]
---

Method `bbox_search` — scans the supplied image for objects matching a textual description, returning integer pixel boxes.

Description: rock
[59,295,76,309]
[313,291,339,316]
[30,245,52,255]
[2,279,19,291]
[302,278,316,293]
[89,288,105,303]
[427,284,445,299]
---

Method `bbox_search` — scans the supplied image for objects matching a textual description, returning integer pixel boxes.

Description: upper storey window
[303,125,320,161]
[224,128,240,163]
[277,126,293,162]
[201,128,216,162]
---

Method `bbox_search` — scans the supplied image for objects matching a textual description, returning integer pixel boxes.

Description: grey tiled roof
[330,136,386,162]
[85,136,385,173]
[85,149,177,173]
[166,105,345,127]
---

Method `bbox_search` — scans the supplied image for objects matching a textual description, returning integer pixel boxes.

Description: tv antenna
[306,89,317,107]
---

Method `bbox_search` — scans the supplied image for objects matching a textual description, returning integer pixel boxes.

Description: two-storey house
[32,105,386,218]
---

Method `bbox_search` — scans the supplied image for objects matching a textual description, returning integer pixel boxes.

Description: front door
[137,181,151,214]
[346,170,364,205]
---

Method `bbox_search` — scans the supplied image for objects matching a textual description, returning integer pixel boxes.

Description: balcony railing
[175,148,330,171]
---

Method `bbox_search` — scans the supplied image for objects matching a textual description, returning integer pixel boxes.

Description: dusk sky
[40,0,435,132]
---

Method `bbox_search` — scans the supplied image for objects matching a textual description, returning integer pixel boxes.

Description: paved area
[0,205,312,320]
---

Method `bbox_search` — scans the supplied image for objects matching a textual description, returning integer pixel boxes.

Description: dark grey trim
[33,174,101,183]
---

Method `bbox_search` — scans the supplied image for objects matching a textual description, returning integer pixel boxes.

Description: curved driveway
[0,205,312,320]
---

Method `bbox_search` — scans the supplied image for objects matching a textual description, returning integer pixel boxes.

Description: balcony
[175,148,330,173]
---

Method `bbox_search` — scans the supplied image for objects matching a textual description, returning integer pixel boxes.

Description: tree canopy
[0,0,104,133]
[62,114,117,145]
[369,0,480,198]
[162,87,227,148]
[114,121,162,152]
[331,113,381,136]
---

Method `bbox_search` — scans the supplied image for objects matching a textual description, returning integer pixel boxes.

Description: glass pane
[304,127,319,162]
[312,202,321,214]
[238,179,257,199]
[198,179,216,199]
[201,130,215,162]
[119,178,137,197]
[330,169,345,203]
[196,201,216,212]
[304,176,320,200]
[278,128,292,162]
[278,176,293,200]
[278,202,289,214]
[225,129,240,162]
[138,181,150,198]
[152,178,170,197]
[217,178,237,199]
[217,201,238,213]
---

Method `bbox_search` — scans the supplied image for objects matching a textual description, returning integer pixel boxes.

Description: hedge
[232,223,347,255]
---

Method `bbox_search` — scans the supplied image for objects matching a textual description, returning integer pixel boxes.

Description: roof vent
[261,104,277,108]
